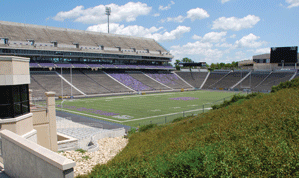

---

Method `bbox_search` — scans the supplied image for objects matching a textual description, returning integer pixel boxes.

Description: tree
[182,57,193,63]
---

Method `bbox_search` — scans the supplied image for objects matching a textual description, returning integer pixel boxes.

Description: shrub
[212,92,260,110]
[271,77,299,93]
[172,117,185,123]
[139,123,157,132]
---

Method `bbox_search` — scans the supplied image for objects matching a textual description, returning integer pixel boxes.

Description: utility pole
[105,7,111,33]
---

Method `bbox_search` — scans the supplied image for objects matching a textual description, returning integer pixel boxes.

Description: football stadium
[0,15,299,177]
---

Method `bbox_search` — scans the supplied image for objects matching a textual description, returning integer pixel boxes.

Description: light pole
[105,7,111,33]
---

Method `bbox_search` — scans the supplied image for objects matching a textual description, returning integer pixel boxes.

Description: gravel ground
[59,137,128,177]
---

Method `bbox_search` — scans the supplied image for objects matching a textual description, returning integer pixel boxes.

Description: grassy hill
[78,79,299,177]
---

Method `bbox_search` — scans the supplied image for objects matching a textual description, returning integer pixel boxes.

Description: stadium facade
[0,21,173,68]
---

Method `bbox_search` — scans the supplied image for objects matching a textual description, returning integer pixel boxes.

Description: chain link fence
[135,95,237,127]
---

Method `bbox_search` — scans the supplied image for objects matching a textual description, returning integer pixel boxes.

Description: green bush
[171,117,185,123]
[139,123,157,132]
[212,92,260,110]
[271,76,299,92]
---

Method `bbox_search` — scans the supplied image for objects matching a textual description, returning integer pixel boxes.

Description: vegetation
[209,61,239,71]
[139,123,157,132]
[82,156,90,160]
[76,149,87,154]
[271,76,299,93]
[212,92,260,110]
[77,80,299,177]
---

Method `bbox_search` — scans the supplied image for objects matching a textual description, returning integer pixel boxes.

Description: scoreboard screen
[270,46,298,63]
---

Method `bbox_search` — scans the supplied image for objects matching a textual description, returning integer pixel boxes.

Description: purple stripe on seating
[39,63,56,67]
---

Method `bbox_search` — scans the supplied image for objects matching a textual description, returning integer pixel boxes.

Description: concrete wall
[0,113,35,141]
[0,130,75,178]
[57,133,78,152]
[0,56,30,86]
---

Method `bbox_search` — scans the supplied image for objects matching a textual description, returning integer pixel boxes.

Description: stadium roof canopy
[0,21,173,62]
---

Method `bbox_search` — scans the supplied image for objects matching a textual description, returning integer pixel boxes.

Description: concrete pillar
[29,89,33,106]
[45,91,58,152]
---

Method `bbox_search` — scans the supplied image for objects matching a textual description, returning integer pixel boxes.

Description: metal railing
[135,95,237,127]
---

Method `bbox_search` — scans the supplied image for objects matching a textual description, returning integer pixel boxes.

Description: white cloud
[215,43,233,48]
[186,8,210,21]
[87,24,190,42]
[192,34,202,40]
[221,0,231,4]
[192,31,227,43]
[170,41,224,63]
[153,13,160,17]
[254,47,270,54]
[167,15,185,23]
[286,0,299,8]
[212,15,260,31]
[162,7,209,23]
[53,2,152,24]
[201,31,227,43]
[235,33,267,48]
[229,34,236,38]
[159,1,175,11]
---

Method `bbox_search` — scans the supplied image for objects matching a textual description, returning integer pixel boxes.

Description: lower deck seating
[254,71,294,91]
[175,72,207,88]
[202,72,229,89]
[81,70,132,93]
[128,72,169,90]
[235,71,271,90]
[59,69,111,95]
[107,71,153,91]
[30,71,82,97]
[212,71,249,89]
[146,72,191,89]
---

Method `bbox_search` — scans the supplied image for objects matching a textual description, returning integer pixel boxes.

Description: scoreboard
[270,46,298,63]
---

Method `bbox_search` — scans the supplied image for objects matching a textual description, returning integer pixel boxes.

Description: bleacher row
[176,70,297,92]
[0,21,168,54]
[29,69,298,98]
[29,69,191,98]
[30,63,174,70]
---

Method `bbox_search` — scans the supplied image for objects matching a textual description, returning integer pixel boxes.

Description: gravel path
[59,137,128,177]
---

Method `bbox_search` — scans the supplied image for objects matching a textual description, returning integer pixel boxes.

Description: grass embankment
[78,80,299,177]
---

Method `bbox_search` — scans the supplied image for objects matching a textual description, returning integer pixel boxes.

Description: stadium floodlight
[105,7,111,33]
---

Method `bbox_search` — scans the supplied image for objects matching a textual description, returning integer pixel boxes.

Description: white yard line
[57,107,212,123]
[77,90,200,101]
[120,108,212,122]
[56,108,121,122]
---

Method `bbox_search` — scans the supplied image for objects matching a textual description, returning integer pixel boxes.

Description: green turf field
[56,90,240,127]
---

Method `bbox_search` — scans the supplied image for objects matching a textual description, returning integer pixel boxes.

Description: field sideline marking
[56,107,212,123]
[56,108,120,122]
[72,90,208,102]
[120,108,212,123]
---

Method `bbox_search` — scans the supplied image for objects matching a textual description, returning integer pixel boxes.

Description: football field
[56,90,240,127]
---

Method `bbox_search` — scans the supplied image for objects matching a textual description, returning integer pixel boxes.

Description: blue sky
[0,0,298,64]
